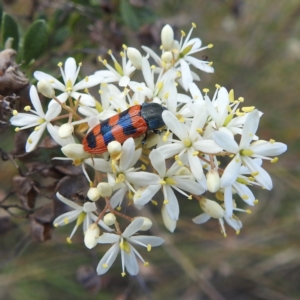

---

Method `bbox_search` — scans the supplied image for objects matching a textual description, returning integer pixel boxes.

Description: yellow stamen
[271,157,278,163]
[151,200,158,206]
[251,171,259,177]
[163,199,169,204]
[24,106,31,111]
[203,88,209,93]
[242,106,255,112]
[12,110,18,116]
[57,62,63,67]
[147,244,151,252]
[240,149,254,156]
[215,84,221,89]
[208,44,213,48]
[66,237,72,244]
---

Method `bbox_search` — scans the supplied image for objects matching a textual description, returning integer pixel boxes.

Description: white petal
[120,138,135,171]
[74,74,103,90]
[233,182,255,206]
[141,46,162,66]
[71,92,96,106]
[64,57,77,83]
[30,85,44,117]
[110,187,127,209]
[129,236,164,247]
[156,143,185,159]
[123,245,139,275]
[96,242,119,275]
[192,213,211,224]
[10,113,40,127]
[212,131,239,153]
[56,192,82,210]
[126,171,161,186]
[162,110,188,141]
[45,102,61,121]
[141,57,154,90]
[224,215,242,231]
[179,59,193,91]
[149,149,166,177]
[85,158,111,173]
[34,71,65,91]
[134,185,161,206]
[53,210,79,226]
[97,233,120,244]
[119,75,130,87]
[25,123,46,152]
[123,217,144,238]
[240,110,260,149]
[193,139,223,154]
[173,177,204,195]
[187,149,203,182]
[250,141,287,156]
[161,204,176,232]
[221,153,242,187]
[163,185,179,221]
[242,156,273,190]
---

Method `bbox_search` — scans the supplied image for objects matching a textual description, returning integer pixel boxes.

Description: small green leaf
[119,0,157,31]
[1,13,19,51]
[23,19,48,64]
[120,0,140,31]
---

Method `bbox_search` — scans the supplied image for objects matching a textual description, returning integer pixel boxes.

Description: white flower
[213,109,287,190]
[53,192,113,243]
[95,48,135,87]
[192,198,242,236]
[157,110,222,182]
[96,218,164,276]
[85,138,160,208]
[84,223,100,249]
[134,149,204,221]
[143,23,214,91]
[10,85,62,152]
[34,57,102,106]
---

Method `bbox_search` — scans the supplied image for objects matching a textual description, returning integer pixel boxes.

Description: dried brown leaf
[12,175,37,209]
[30,216,52,242]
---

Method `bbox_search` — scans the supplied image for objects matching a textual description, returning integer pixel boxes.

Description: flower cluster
[10,23,287,276]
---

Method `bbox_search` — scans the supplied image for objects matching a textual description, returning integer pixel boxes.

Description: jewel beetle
[82,102,166,154]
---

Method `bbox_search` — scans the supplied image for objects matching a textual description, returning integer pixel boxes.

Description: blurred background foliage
[0,0,299,299]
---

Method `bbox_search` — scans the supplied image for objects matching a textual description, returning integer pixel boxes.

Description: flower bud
[84,223,100,249]
[107,141,122,155]
[161,205,176,232]
[37,79,55,98]
[161,51,173,63]
[127,47,143,69]
[161,24,174,51]
[97,182,113,198]
[139,217,152,231]
[87,187,101,201]
[58,123,74,139]
[61,144,90,159]
[206,170,221,193]
[103,213,116,226]
[200,198,224,219]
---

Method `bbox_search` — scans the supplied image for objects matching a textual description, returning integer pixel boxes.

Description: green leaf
[119,0,157,31]
[1,13,19,51]
[120,0,140,31]
[23,19,48,64]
